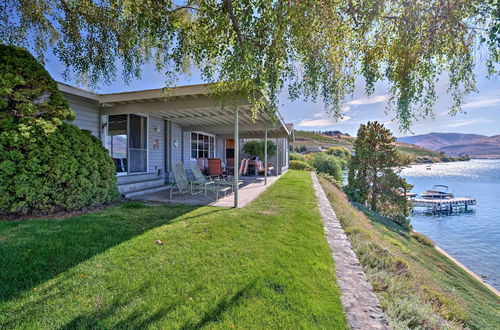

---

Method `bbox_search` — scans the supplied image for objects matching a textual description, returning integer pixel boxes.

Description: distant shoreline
[435,246,499,297]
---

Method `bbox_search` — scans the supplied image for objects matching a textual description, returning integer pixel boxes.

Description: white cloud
[462,96,500,109]
[298,112,351,127]
[341,105,351,113]
[443,118,493,128]
[345,94,390,106]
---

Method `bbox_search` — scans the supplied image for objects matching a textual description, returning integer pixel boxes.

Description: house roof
[58,82,293,138]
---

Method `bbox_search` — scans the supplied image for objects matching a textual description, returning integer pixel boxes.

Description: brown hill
[438,135,500,158]
[398,133,500,158]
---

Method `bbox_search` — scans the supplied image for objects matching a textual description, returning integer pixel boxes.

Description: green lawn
[0,171,347,329]
[319,177,500,329]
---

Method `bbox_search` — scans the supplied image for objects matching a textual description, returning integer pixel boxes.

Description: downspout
[164,119,169,183]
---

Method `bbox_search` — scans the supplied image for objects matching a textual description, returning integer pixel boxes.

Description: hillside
[292,130,466,163]
[398,133,500,158]
[319,177,500,329]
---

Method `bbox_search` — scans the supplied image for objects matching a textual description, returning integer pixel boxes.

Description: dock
[412,197,476,213]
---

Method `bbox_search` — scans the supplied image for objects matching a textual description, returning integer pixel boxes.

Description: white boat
[421,185,454,199]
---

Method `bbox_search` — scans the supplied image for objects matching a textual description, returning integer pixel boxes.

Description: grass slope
[319,177,499,329]
[0,171,347,329]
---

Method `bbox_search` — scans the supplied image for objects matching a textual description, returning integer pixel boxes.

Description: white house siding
[170,122,184,164]
[148,116,165,176]
[63,93,100,137]
[183,131,191,164]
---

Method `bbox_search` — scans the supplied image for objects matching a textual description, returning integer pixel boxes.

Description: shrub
[242,139,277,159]
[410,231,435,247]
[290,152,306,162]
[0,123,120,215]
[325,147,350,158]
[317,172,342,187]
[308,153,342,181]
[289,160,314,171]
[0,45,119,216]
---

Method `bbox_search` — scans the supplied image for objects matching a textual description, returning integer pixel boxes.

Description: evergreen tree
[347,122,412,223]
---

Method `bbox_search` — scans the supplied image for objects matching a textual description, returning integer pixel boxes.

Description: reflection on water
[402,159,500,290]
[412,209,476,217]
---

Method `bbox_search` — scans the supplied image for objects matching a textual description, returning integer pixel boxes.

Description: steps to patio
[117,173,171,199]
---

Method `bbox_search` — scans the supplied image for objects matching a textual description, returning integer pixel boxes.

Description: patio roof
[58,82,293,138]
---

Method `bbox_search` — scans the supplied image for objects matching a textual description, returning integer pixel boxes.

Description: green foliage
[325,147,350,168]
[289,160,314,171]
[318,179,499,329]
[1,1,496,130]
[410,231,435,247]
[242,139,276,159]
[325,147,350,158]
[0,45,119,215]
[0,123,120,215]
[317,172,343,188]
[289,152,306,162]
[308,153,343,182]
[0,45,74,138]
[347,122,412,221]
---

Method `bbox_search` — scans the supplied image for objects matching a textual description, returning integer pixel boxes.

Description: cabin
[58,82,293,205]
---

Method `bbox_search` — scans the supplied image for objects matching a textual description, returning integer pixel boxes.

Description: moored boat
[421,185,454,199]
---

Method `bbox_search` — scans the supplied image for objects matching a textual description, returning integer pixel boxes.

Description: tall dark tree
[347,122,412,222]
[1,0,498,130]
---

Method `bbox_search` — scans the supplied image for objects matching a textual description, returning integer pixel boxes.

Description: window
[104,114,148,174]
[191,132,215,159]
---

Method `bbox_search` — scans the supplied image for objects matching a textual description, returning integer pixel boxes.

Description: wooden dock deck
[412,197,476,213]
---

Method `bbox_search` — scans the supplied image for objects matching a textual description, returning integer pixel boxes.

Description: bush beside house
[289,160,314,171]
[289,150,346,182]
[0,44,119,216]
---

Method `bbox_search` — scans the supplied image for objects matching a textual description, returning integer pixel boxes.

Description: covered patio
[99,83,293,207]
[131,175,281,208]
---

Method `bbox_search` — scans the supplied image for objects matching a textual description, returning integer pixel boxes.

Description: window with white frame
[191,132,215,159]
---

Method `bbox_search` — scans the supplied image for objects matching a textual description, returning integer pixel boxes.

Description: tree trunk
[370,171,378,212]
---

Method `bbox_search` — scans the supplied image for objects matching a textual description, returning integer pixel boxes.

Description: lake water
[401,159,500,290]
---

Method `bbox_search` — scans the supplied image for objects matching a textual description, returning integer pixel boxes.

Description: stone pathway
[311,173,390,330]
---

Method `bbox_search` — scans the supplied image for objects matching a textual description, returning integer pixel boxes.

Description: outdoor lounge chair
[170,162,192,198]
[189,161,242,194]
[239,158,250,175]
[197,158,209,174]
[207,158,226,180]
[171,162,227,199]
[170,162,215,197]
[189,161,217,195]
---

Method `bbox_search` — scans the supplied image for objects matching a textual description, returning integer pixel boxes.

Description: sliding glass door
[128,114,148,173]
[105,114,148,174]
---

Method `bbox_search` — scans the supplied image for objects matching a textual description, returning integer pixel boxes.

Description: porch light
[101,121,107,133]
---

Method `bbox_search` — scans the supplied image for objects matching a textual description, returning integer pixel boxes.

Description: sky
[44,53,500,138]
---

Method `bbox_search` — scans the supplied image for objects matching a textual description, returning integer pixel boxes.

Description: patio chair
[239,158,249,176]
[197,158,209,174]
[189,161,234,199]
[208,158,226,180]
[170,162,192,198]
[189,161,216,195]
[191,161,243,192]
[256,160,265,173]
[226,158,234,175]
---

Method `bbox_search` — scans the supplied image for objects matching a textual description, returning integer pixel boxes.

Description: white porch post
[276,138,280,175]
[264,129,268,185]
[234,107,239,208]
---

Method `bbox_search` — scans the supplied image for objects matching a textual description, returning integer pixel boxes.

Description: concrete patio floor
[130,175,282,208]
